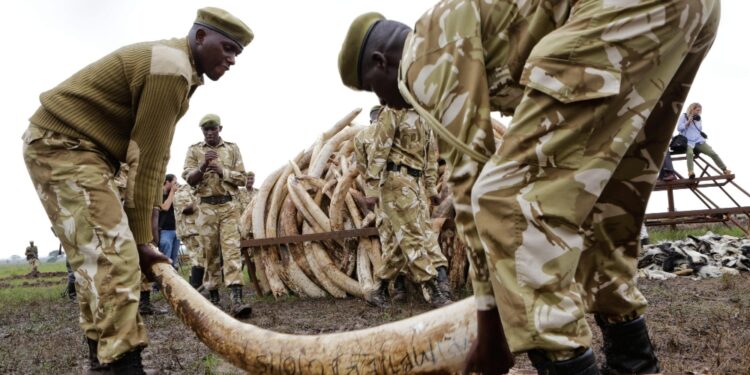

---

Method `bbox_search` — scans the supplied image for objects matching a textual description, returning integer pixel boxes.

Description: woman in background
[677,102,731,179]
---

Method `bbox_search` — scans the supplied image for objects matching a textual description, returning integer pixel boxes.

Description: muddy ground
[0,272,748,374]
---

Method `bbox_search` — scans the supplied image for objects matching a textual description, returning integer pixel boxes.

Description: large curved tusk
[252,166,289,297]
[321,108,361,143]
[154,262,478,374]
[309,126,363,179]
[330,170,358,232]
[279,195,316,280]
[288,176,331,232]
[302,223,347,298]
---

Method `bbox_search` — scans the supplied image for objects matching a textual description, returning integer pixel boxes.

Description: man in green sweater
[21,7,253,373]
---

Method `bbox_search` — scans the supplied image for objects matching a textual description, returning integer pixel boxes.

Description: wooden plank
[240,227,379,248]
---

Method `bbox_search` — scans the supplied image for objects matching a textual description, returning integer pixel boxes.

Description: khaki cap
[338,12,385,91]
[199,113,221,127]
[195,7,254,48]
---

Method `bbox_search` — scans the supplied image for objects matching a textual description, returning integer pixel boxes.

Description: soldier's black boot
[138,291,166,316]
[424,278,451,307]
[209,289,221,306]
[86,338,110,374]
[189,266,205,289]
[436,266,453,300]
[596,315,660,374]
[67,280,77,302]
[391,275,407,303]
[109,347,146,375]
[365,280,390,308]
[229,285,253,319]
[528,348,599,375]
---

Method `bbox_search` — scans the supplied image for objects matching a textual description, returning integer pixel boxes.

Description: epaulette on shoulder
[150,44,192,83]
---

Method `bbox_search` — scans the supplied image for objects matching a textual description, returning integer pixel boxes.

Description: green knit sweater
[30,37,203,244]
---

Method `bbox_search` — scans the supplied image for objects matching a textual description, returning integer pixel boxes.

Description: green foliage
[0,262,66,277]
[202,353,220,373]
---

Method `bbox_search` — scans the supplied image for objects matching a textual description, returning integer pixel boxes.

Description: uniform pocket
[520,57,621,104]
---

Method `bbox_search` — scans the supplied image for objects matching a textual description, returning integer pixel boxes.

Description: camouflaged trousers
[28,258,39,273]
[376,180,448,282]
[195,200,244,290]
[181,234,204,268]
[22,124,148,364]
[469,0,720,357]
[375,171,439,283]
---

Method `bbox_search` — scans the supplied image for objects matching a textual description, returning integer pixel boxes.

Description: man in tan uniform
[183,113,252,319]
[340,1,719,373]
[25,241,39,275]
[173,183,204,289]
[357,105,451,308]
[23,7,253,372]
[355,105,452,304]
[237,172,258,218]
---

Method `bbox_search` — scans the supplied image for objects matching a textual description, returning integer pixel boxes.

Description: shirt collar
[200,139,226,148]
[182,38,204,88]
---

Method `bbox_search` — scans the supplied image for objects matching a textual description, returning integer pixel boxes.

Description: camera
[692,114,701,121]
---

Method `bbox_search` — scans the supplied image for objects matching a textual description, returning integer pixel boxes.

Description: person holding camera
[677,102,731,179]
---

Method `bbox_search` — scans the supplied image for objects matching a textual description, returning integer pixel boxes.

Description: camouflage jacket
[236,186,258,216]
[398,0,574,299]
[364,107,440,198]
[172,183,198,238]
[25,245,38,260]
[353,125,377,179]
[182,140,246,198]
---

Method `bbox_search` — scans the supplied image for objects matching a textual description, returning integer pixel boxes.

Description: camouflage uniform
[421,132,449,270]
[173,184,202,267]
[25,242,39,273]
[182,139,246,290]
[236,185,258,237]
[114,163,129,200]
[399,0,720,357]
[23,127,148,363]
[363,107,443,283]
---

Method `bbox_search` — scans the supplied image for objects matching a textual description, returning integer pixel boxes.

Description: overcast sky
[2,1,748,259]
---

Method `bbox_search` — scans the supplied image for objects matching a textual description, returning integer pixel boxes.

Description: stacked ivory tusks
[238,108,505,300]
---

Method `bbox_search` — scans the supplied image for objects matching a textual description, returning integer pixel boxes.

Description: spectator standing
[159,174,181,269]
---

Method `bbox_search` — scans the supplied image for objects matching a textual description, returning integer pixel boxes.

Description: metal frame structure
[646,153,750,235]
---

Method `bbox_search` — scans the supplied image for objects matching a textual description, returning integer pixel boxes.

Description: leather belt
[386,161,422,178]
[200,195,233,205]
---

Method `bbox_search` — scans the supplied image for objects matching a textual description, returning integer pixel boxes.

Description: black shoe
[86,338,110,373]
[424,279,451,307]
[209,289,221,306]
[67,281,77,302]
[436,266,453,300]
[391,276,407,303]
[138,291,166,316]
[229,285,253,319]
[596,315,660,375]
[109,347,145,375]
[365,280,390,308]
[189,266,205,289]
[528,348,599,375]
